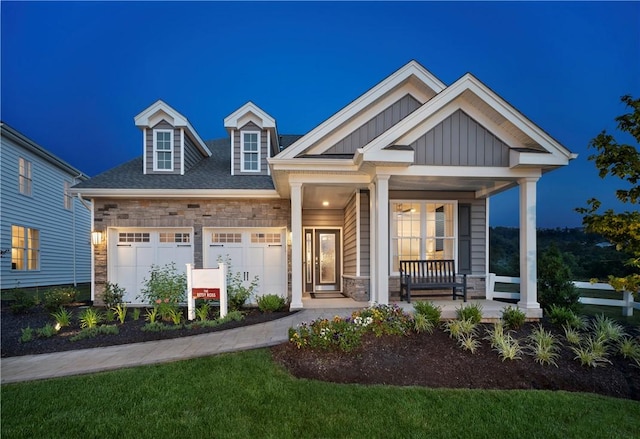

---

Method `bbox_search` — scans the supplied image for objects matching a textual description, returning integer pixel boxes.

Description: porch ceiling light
[91,231,104,246]
[322,201,329,207]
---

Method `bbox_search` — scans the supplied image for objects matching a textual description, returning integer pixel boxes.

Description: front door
[304,229,341,292]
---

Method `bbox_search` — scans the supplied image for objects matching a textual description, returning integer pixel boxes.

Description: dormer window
[241,131,260,172]
[153,129,174,171]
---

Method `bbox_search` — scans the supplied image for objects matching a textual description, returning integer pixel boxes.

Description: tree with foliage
[576,95,640,296]
[537,244,580,311]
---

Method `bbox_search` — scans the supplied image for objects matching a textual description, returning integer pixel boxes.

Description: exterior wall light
[91,231,104,246]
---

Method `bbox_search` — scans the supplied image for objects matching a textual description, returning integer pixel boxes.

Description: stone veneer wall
[342,275,370,301]
[92,198,290,304]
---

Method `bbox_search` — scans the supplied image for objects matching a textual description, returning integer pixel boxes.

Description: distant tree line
[489,227,638,281]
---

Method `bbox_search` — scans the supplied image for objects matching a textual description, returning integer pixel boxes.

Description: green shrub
[43,287,77,311]
[501,306,526,330]
[413,301,441,327]
[548,305,585,329]
[104,308,116,323]
[456,303,483,323]
[51,307,72,328]
[141,322,181,332]
[571,336,612,368]
[70,325,118,341]
[145,307,159,323]
[493,333,523,361]
[538,244,580,311]
[20,327,34,343]
[527,324,560,367]
[132,307,141,321]
[37,323,57,338]
[139,263,187,306]
[484,321,506,349]
[257,294,286,312]
[78,308,103,329]
[194,303,211,322]
[589,314,626,343]
[618,337,640,360]
[102,282,126,308]
[113,303,127,324]
[413,313,435,334]
[218,255,258,311]
[10,289,35,314]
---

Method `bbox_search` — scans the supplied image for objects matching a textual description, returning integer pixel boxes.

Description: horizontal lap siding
[1,137,91,289]
[183,133,201,172]
[343,193,357,276]
[325,94,421,155]
[302,209,344,228]
[412,110,510,167]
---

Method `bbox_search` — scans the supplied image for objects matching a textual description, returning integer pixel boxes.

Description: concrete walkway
[0,308,359,384]
[1,298,525,384]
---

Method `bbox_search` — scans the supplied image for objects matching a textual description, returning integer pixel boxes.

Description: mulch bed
[271,320,640,401]
[1,304,293,358]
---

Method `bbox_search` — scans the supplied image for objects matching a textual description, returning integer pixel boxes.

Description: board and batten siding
[233,122,269,176]
[0,134,91,289]
[359,190,370,276]
[145,120,181,174]
[411,110,510,167]
[324,94,421,155]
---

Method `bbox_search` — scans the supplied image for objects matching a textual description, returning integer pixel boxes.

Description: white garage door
[203,228,286,302]
[108,228,193,304]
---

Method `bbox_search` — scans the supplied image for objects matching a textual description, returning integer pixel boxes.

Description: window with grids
[64,181,73,210]
[241,131,260,171]
[11,225,39,270]
[18,157,32,195]
[118,232,150,243]
[154,129,173,171]
[159,232,191,243]
[251,232,281,244]
[212,232,242,243]
[390,201,456,273]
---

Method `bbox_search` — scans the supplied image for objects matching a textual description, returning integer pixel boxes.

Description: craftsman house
[72,61,575,315]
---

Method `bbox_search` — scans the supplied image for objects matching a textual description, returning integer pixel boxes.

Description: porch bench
[399,259,467,303]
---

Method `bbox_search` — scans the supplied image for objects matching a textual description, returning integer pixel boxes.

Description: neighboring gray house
[73,61,575,316]
[1,122,92,290]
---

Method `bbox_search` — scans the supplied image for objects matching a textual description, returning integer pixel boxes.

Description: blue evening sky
[2,1,638,228]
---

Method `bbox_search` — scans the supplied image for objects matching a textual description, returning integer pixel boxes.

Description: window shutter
[458,204,472,274]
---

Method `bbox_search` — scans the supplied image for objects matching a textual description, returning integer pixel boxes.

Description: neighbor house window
[390,201,456,273]
[64,181,73,210]
[11,225,39,271]
[153,129,174,171]
[241,131,260,172]
[18,157,32,195]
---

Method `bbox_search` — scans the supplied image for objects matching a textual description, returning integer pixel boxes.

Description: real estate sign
[186,263,227,320]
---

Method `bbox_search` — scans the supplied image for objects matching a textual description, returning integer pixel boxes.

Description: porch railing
[486,274,639,317]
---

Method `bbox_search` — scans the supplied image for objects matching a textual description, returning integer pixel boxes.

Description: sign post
[186,263,227,320]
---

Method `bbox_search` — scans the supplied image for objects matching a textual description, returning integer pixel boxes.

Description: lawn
[2,349,639,439]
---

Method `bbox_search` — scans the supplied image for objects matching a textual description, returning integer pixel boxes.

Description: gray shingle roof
[74,137,301,191]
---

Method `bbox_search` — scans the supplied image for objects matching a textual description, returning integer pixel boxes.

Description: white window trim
[18,157,32,196]
[153,129,174,172]
[11,224,40,271]
[389,200,458,275]
[240,130,261,173]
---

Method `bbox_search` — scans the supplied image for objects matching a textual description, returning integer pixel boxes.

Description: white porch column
[290,182,304,309]
[375,175,390,305]
[368,182,377,305]
[518,177,540,310]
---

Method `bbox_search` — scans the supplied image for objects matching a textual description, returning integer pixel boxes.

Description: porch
[300,295,542,321]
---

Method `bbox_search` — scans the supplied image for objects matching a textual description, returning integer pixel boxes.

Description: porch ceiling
[389,175,515,197]
[303,185,358,209]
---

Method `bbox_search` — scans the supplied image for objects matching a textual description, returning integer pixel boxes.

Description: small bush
[413,313,435,334]
[501,306,526,330]
[102,282,126,308]
[104,308,116,323]
[194,303,211,322]
[70,325,118,341]
[37,323,57,338]
[20,327,34,343]
[494,333,523,361]
[139,263,187,306]
[113,303,127,324]
[145,307,159,323]
[257,294,286,312]
[572,336,612,368]
[548,305,585,329]
[537,244,580,311]
[43,287,77,311]
[456,303,483,324]
[132,307,141,321]
[563,324,582,345]
[484,321,506,349]
[527,325,560,367]
[413,301,441,327]
[51,307,72,328]
[618,337,640,360]
[78,308,103,329]
[590,314,626,343]
[10,289,35,314]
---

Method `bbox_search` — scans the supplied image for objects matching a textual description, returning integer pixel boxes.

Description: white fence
[487,274,639,317]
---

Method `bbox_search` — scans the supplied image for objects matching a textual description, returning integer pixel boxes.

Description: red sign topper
[191,288,220,300]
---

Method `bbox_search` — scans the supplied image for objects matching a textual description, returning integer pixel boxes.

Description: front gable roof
[134,100,211,157]
[275,60,446,159]
[224,102,276,130]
